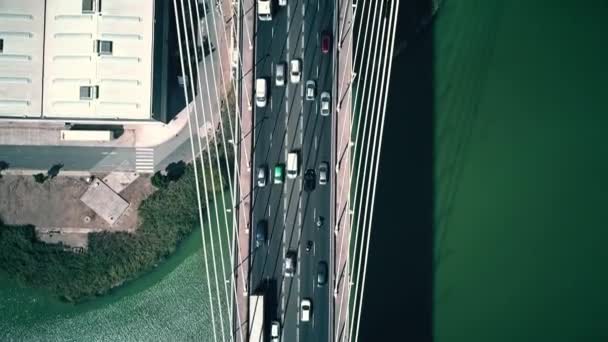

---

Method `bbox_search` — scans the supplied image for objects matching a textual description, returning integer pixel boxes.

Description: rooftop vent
[80,85,99,100]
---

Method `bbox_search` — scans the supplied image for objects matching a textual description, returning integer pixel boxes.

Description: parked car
[320,92,331,116]
[275,62,285,86]
[278,0,287,6]
[317,261,328,286]
[321,32,331,54]
[305,80,316,100]
[318,161,329,185]
[290,59,301,83]
[255,220,267,248]
[257,165,267,187]
[304,169,316,192]
[300,298,312,322]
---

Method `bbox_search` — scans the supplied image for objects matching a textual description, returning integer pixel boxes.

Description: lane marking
[268,205,271,217]
[314,135,318,150]
[299,115,303,145]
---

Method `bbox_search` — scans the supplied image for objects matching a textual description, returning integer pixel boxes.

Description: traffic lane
[298,101,332,342]
[0,145,136,172]
[300,1,334,338]
[250,3,290,312]
[281,1,307,340]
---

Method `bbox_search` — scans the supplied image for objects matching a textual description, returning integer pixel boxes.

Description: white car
[278,0,287,6]
[305,80,316,101]
[300,298,312,322]
[290,59,301,84]
[255,78,267,108]
[320,91,331,116]
[270,321,280,341]
[275,62,285,86]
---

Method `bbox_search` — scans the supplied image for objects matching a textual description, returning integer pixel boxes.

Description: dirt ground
[0,174,156,232]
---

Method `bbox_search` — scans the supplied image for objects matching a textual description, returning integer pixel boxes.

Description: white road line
[298,210,302,226]
[268,206,271,217]
[299,115,303,145]
[313,207,317,220]
[272,26,274,38]
[314,135,318,150]
[317,0,319,12]
[316,65,319,78]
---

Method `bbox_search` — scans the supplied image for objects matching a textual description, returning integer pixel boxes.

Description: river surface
[2,1,608,341]
[361,0,608,341]
[0,199,229,341]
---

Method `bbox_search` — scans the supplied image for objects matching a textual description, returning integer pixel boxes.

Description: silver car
[284,251,296,277]
[305,80,316,101]
[318,161,328,185]
[257,165,267,187]
[275,62,285,86]
[320,92,331,116]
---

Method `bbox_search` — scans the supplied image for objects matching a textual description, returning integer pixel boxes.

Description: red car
[321,33,331,54]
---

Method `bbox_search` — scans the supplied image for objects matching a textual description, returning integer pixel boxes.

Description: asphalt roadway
[249,1,334,341]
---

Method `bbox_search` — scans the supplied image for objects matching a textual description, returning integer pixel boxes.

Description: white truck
[60,130,113,142]
[287,151,299,179]
[249,295,264,342]
[257,0,272,21]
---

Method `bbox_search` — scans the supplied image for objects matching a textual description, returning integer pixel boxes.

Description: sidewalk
[334,0,353,341]
[234,0,255,339]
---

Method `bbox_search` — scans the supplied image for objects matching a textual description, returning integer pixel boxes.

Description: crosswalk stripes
[135,147,155,173]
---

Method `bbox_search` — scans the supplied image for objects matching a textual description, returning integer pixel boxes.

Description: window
[80,85,99,100]
[82,0,101,13]
[96,40,113,55]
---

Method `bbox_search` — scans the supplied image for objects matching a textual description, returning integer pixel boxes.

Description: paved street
[248,1,334,341]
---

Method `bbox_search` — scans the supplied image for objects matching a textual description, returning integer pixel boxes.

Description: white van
[255,78,267,108]
[287,151,298,179]
[257,0,272,21]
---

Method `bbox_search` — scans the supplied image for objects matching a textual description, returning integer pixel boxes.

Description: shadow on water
[359,1,435,341]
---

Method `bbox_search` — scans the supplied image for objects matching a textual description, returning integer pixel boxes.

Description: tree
[150,171,169,189]
[47,163,64,179]
[0,161,8,179]
[33,173,48,184]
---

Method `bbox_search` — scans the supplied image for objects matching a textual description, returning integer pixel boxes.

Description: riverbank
[0,152,230,302]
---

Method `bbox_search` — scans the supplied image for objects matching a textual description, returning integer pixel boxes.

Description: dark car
[321,32,331,54]
[317,261,328,286]
[255,220,267,248]
[304,169,316,192]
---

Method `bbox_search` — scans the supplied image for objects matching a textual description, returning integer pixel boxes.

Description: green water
[0,199,232,341]
[435,0,608,341]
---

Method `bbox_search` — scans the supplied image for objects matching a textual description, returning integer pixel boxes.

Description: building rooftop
[0,0,45,118]
[0,0,155,121]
